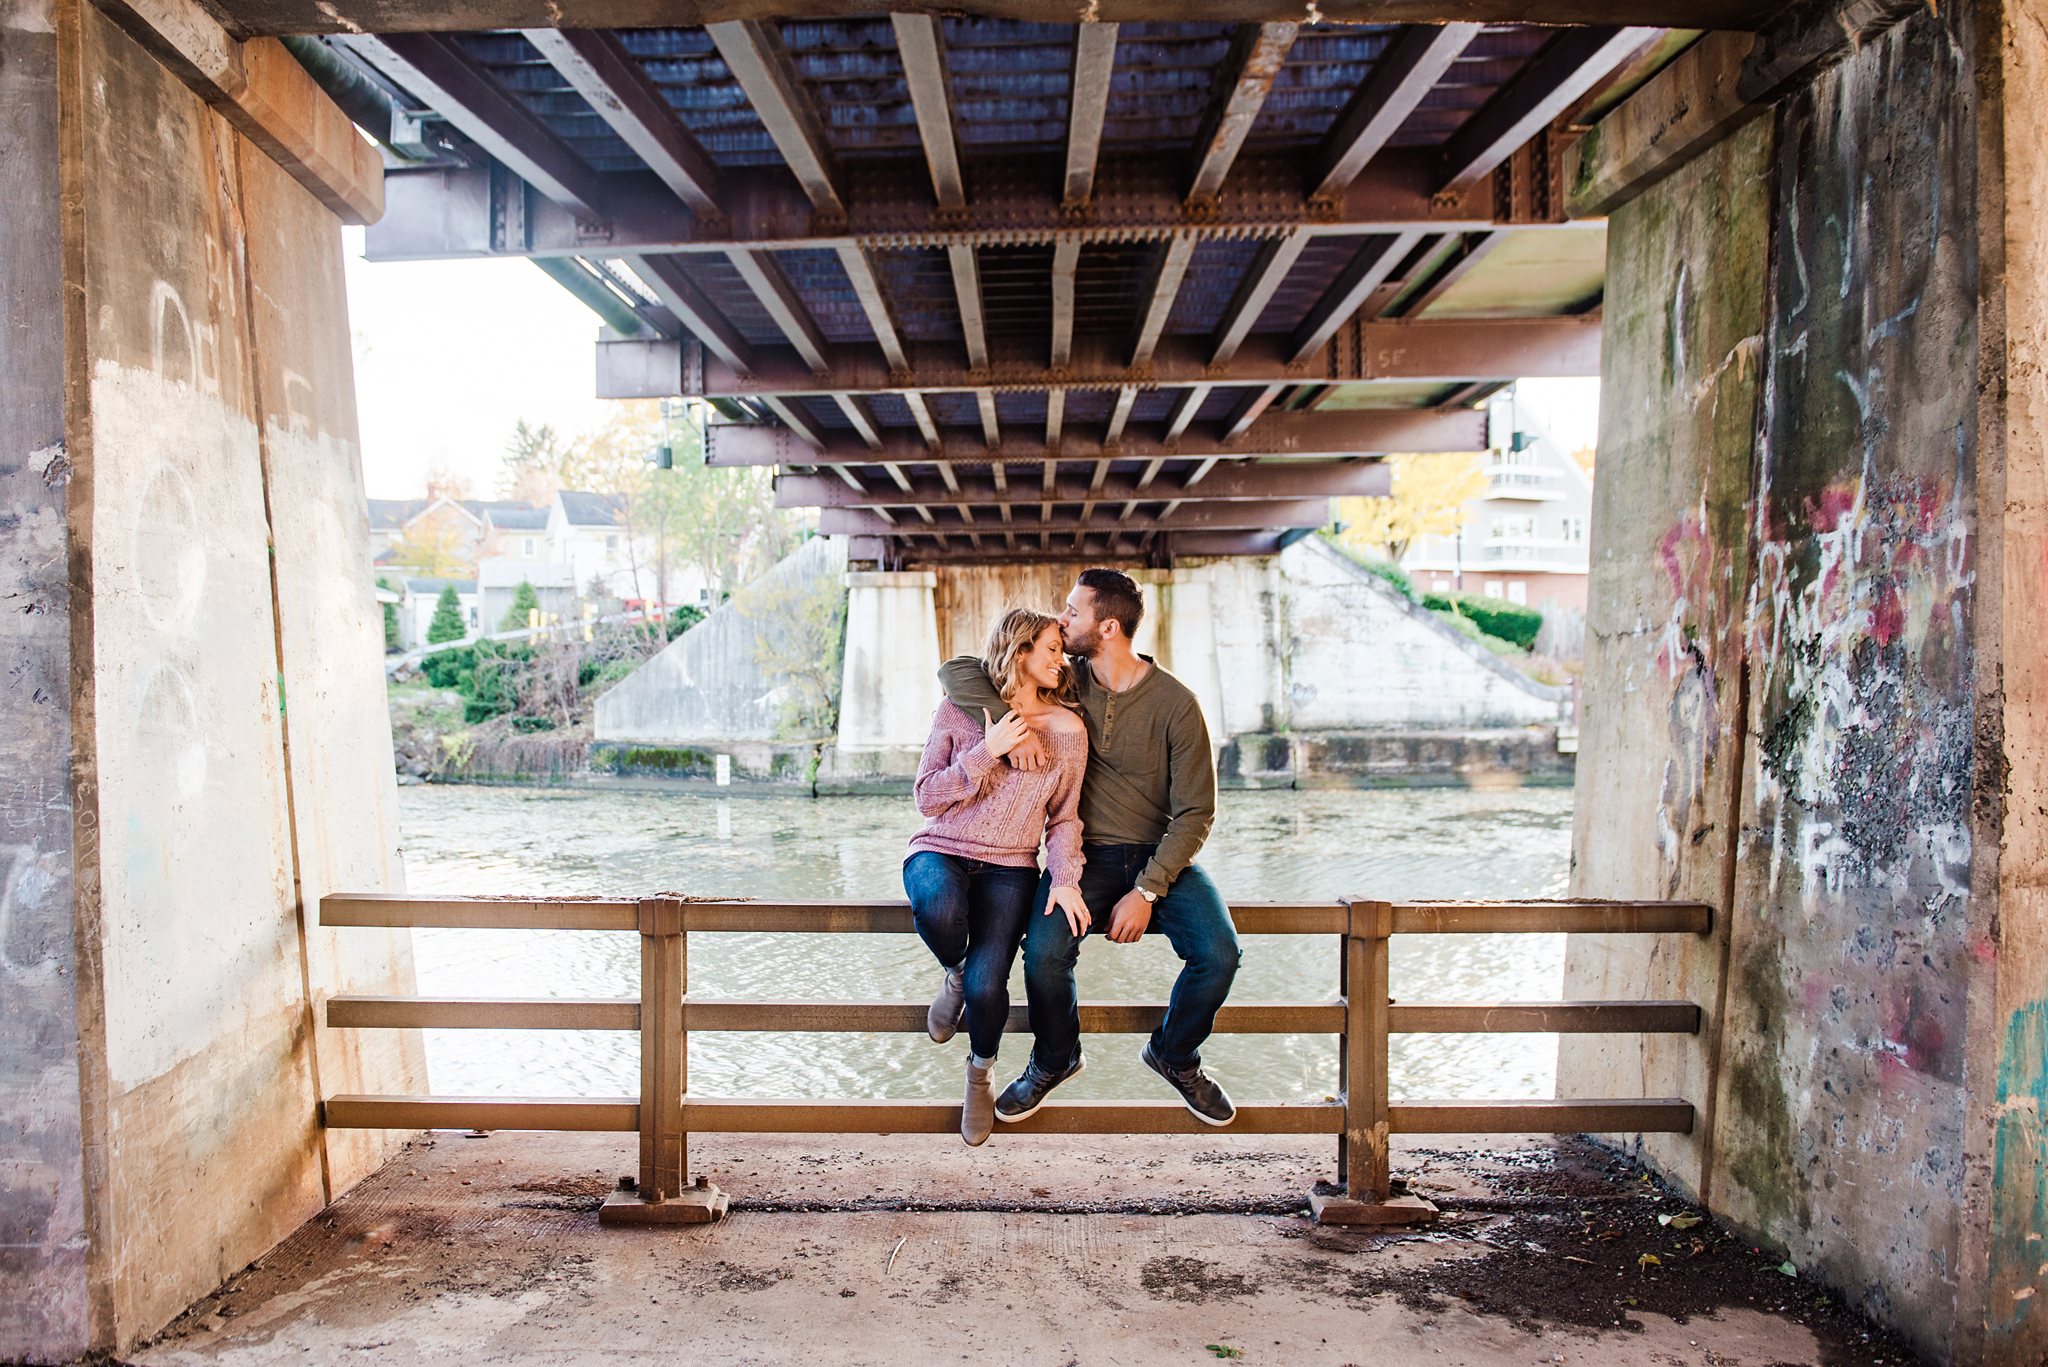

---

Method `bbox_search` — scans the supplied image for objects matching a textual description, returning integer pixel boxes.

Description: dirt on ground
[84,1129,1930,1367]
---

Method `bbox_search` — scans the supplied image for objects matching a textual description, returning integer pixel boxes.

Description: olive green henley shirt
[938,653,1216,899]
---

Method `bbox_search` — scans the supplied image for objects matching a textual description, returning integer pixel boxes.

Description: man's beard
[1062,621,1104,658]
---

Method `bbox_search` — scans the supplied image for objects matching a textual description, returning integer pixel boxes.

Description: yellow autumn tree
[1335,450,1488,562]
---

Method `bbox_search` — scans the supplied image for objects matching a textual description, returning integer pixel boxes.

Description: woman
[903,607,1091,1147]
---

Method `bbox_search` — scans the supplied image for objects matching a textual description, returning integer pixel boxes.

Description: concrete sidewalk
[126,1131,1916,1366]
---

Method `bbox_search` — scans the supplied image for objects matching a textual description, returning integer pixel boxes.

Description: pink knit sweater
[905,700,1087,886]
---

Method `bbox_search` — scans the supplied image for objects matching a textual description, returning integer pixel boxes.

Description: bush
[1357,558,1415,599]
[668,603,706,639]
[426,584,466,644]
[420,645,476,690]
[499,580,542,632]
[1421,591,1542,650]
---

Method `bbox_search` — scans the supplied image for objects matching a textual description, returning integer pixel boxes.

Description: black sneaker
[1141,1041,1236,1126]
[993,1051,1086,1122]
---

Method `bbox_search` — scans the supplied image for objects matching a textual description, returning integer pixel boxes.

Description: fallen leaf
[1206,1347,1244,1360]
[1778,1261,1797,1276]
[1669,1214,1702,1229]
[1638,1254,1662,1269]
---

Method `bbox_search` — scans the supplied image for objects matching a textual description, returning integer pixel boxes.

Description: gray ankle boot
[927,967,965,1043]
[962,1054,996,1146]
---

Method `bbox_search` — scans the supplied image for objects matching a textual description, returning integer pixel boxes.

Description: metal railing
[319,894,1710,1225]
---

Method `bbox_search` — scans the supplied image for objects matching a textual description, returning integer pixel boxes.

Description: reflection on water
[399,785,1572,1104]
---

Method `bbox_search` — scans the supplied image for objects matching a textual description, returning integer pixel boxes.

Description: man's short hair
[1077,567,1144,639]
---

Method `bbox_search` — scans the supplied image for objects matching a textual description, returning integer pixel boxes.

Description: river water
[398,784,1573,1106]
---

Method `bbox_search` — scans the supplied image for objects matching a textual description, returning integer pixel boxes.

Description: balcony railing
[1484,463,1566,498]
[1481,538,1587,564]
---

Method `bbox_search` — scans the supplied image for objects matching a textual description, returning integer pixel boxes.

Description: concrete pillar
[1134,568,1226,746]
[0,4,421,1356]
[820,570,942,791]
[1560,7,2048,1363]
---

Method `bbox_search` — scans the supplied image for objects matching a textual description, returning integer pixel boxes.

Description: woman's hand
[984,707,1031,759]
[1046,885,1091,938]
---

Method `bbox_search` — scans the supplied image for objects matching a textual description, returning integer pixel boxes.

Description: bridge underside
[305,12,1647,563]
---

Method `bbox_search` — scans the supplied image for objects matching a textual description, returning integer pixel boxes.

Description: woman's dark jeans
[902,851,1038,1060]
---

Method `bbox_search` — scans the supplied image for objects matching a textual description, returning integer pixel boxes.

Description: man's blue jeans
[902,851,1037,1060]
[1024,845,1240,1075]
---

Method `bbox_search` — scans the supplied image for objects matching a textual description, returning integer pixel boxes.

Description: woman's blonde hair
[982,606,1077,708]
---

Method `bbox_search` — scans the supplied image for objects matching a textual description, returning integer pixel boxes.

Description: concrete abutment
[1562,3,2048,1362]
[0,1,420,1357]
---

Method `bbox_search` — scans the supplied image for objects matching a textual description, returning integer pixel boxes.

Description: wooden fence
[319,894,1710,1225]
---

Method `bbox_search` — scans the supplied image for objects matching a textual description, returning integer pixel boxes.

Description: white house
[1402,390,1594,611]
[395,577,478,650]
[548,490,641,602]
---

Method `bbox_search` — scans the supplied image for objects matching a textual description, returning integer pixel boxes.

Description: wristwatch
[1136,887,1158,904]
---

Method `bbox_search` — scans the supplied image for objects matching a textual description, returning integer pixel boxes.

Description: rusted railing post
[601,897,726,1224]
[1312,898,1436,1226]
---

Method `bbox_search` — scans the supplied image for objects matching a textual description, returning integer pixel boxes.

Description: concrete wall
[0,1,87,1356]
[594,534,846,744]
[0,4,422,1355]
[1206,537,1568,736]
[1564,6,2046,1361]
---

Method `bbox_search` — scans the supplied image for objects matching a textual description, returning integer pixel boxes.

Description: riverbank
[122,1129,1915,1366]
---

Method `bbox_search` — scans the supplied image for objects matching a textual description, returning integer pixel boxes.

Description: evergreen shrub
[1421,591,1542,649]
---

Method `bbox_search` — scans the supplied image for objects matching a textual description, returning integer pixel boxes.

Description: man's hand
[1105,888,1153,943]
[1046,885,1091,937]
[1005,727,1049,772]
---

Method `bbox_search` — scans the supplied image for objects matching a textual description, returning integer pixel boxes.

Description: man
[938,567,1239,1126]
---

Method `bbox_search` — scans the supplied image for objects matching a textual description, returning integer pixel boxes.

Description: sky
[342,230,1605,500]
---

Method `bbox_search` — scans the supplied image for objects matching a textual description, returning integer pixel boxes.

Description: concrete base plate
[598,1183,729,1225]
[1310,1192,1440,1226]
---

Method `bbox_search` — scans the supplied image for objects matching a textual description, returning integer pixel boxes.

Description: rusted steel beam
[622,253,754,371]
[1064,22,1120,207]
[705,19,843,216]
[820,499,1330,536]
[1292,229,1429,361]
[1388,1001,1702,1034]
[774,461,1391,509]
[1315,23,1481,201]
[367,149,1532,261]
[725,248,830,374]
[710,408,1485,466]
[1131,236,1197,369]
[951,245,991,371]
[523,28,723,219]
[836,247,910,371]
[892,14,965,211]
[1051,239,1081,368]
[1390,229,1513,318]
[197,3,1786,38]
[1189,23,1299,202]
[691,317,1600,396]
[1211,231,1309,366]
[1389,1099,1694,1134]
[758,395,830,453]
[893,528,1298,561]
[1221,384,1286,441]
[1436,26,1661,197]
[343,32,606,219]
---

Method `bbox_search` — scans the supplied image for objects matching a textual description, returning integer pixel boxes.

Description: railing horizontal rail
[325,1096,641,1131]
[320,894,1712,937]
[1390,1001,1700,1034]
[328,996,1701,1036]
[322,1095,1693,1137]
